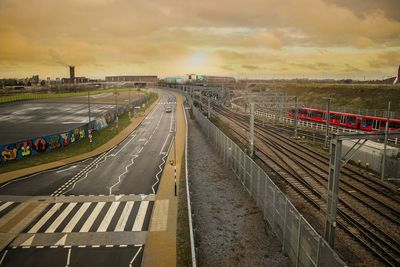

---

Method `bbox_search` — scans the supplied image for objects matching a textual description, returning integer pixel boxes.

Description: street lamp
[115,89,118,129]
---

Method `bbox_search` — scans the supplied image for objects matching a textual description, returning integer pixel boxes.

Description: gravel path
[188,114,288,267]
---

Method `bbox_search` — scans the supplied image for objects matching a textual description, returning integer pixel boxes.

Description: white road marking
[111,134,137,156]
[80,202,106,232]
[45,203,77,233]
[54,234,67,246]
[109,155,138,195]
[0,250,8,265]
[28,203,63,233]
[0,202,13,212]
[115,201,134,232]
[159,133,171,155]
[66,247,72,267]
[152,153,168,194]
[97,202,120,232]
[129,246,143,267]
[132,201,149,231]
[20,235,35,247]
[62,202,91,233]
[56,165,77,174]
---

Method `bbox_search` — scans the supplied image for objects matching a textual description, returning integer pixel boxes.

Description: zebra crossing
[24,201,153,234]
[0,201,20,218]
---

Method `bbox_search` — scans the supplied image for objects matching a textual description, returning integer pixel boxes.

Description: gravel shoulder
[188,112,288,267]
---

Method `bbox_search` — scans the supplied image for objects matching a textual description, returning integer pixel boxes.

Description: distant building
[200,75,236,83]
[31,75,39,85]
[105,75,158,87]
[61,77,88,84]
[164,76,184,84]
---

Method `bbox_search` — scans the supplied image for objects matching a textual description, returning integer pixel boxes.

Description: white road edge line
[0,250,8,265]
[129,246,143,267]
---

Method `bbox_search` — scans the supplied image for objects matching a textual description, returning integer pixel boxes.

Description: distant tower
[69,66,75,83]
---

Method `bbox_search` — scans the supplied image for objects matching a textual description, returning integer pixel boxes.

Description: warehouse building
[105,75,158,87]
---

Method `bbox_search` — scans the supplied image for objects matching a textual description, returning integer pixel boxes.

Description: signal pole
[381,100,391,180]
[249,103,255,157]
[324,97,333,149]
[294,96,298,138]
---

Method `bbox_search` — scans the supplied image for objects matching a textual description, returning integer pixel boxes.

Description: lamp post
[88,91,91,124]
[115,89,118,129]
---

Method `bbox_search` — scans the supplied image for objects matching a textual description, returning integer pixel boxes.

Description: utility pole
[381,100,391,180]
[249,103,255,157]
[294,96,298,138]
[129,88,131,109]
[208,96,211,119]
[324,97,333,149]
[324,136,342,247]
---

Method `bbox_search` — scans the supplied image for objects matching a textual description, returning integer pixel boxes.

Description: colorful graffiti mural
[0,125,89,164]
[0,92,155,164]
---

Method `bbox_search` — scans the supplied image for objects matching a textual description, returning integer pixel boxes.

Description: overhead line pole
[381,100,391,180]
[294,96,298,139]
[249,102,255,157]
[324,97,333,149]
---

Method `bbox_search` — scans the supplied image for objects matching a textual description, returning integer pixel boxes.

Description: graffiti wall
[0,92,155,164]
[0,125,89,164]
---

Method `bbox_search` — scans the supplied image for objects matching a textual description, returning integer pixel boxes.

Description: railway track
[205,102,400,266]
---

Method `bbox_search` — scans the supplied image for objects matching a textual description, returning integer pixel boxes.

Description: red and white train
[288,107,400,132]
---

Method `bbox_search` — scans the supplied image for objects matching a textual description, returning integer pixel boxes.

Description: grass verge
[0,94,158,174]
[176,152,193,267]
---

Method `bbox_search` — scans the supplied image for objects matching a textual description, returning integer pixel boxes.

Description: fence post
[282,199,288,254]
[316,236,321,266]
[296,215,303,267]
[264,179,268,220]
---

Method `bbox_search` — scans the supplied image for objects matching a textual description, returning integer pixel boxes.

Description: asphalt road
[0,90,176,266]
[0,91,144,145]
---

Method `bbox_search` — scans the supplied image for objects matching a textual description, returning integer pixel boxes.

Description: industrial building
[105,75,158,87]
[61,66,89,84]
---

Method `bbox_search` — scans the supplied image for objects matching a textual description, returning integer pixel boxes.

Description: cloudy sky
[0,0,399,79]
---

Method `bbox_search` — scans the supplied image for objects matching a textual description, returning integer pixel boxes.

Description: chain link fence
[191,103,346,267]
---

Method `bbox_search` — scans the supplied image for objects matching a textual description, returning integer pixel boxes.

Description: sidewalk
[141,93,186,267]
[0,96,160,184]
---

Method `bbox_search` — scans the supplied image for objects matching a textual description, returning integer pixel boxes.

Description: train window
[312,111,324,118]
[330,113,340,120]
[389,121,400,129]
[299,109,308,115]
[347,116,356,125]
[362,118,373,127]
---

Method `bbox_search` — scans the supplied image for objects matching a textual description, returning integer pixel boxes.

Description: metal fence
[191,104,346,267]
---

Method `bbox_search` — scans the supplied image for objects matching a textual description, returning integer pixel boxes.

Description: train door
[340,115,346,124]
[372,120,381,130]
